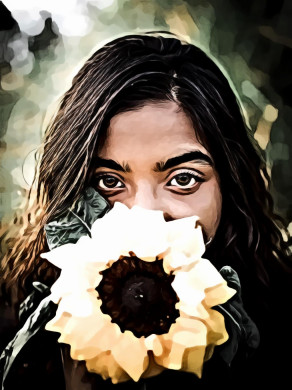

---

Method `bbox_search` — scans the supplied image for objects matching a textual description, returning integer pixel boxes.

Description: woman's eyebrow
[154,151,213,172]
[94,157,131,172]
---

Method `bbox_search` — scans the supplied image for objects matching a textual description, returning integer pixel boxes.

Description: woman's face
[93,101,222,242]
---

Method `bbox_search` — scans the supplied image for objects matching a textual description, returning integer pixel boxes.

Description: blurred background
[0,0,291,234]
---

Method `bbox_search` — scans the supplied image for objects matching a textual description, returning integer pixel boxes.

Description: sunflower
[41,203,235,383]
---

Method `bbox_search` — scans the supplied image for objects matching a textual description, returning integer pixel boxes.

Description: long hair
[1,33,291,311]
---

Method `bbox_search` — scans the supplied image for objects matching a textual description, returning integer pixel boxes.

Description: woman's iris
[99,176,121,188]
[175,174,193,186]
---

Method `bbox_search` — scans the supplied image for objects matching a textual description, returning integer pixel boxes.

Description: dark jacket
[1,269,290,390]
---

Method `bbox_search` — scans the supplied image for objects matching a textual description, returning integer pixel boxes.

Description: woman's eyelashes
[95,174,125,190]
[165,169,205,191]
[94,169,205,194]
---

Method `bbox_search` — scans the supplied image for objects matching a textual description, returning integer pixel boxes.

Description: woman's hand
[215,266,260,366]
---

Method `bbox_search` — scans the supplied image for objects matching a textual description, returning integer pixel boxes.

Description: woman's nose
[126,180,159,210]
[120,180,175,221]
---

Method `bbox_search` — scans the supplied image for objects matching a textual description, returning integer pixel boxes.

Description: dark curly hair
[1,33,291,321]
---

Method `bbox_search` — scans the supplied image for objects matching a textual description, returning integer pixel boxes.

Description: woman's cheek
[158,180,222,238]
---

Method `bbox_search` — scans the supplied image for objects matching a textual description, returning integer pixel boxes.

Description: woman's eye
[96,175,124,190]
[167,172,202,189]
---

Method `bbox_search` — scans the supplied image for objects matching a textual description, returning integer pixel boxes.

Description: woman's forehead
[97,102,211,164]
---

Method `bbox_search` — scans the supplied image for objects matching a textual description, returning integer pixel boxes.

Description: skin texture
[93,102,222,242]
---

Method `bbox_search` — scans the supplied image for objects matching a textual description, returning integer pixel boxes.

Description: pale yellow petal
[49,267,102,303]
[166,215,199,241]
[163,218,205,273]
[47,293,118,360]
[90,202,128,238]
[90,227,125,263]
[156,342,185,370]
[153,318,207,372]
[182,346,206,378]
[40,235,91,269]
[204,308,230,346]
[136,256,157,262]
[163,251,199,273]
[144,334,164,356]
[141,356,165,379]
[178,300,210,320]
[184,258,227,290]
[69,323,119,360]
[63,317,116,360]
[90,203,129,255]
[111,331,149,382]
[171,271,206,318]
[204,283,236,306]
[166,217,205,260]
[86,351,130,383]
[171,258,233,318]
[58,292,98,317]
[170,317,208,347]
[173,329,205,349]
[88,321,121,352]
[45,311,72,334]
[121,207,169,258]
[130,206,164,226]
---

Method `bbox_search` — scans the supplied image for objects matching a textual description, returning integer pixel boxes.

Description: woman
[0,32,291,389]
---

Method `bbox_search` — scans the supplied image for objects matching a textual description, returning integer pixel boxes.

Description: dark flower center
[96,254,180,338]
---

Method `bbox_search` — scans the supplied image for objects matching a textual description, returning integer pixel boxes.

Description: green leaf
[44,187,110,250]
